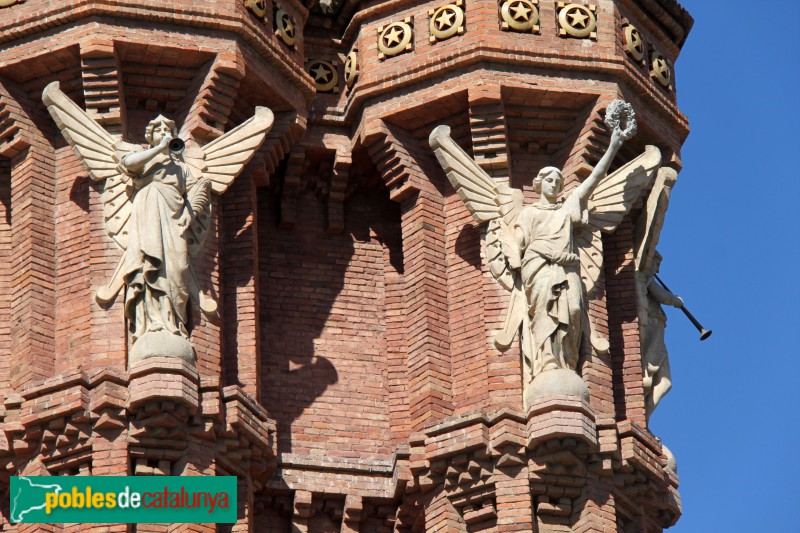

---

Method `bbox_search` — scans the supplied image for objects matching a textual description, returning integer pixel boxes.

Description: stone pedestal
[129,330,194,366]
[127,356,199,413]
[526,398,597,451]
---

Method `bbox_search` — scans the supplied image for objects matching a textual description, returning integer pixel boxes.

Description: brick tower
[0,0,692,531]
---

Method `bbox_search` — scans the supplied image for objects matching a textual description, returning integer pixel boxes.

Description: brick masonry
[0,0,692,531]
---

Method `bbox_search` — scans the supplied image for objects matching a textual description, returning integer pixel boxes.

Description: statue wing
[182,107,275,195]
[430,125,526,351]
[42,81,136,251]
[185,178,212,257]
[634,166,678,272]
[429,125,523,290]
[577,145,662,297]
[429,125,522,225]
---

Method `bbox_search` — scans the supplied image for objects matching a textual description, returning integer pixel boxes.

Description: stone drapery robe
[514,194,588,378]
[119,151,193,343]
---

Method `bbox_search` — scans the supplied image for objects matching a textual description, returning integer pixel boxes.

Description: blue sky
[649,1,800,531]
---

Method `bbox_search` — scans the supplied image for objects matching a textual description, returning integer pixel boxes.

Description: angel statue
[42,82,274,364]
[430,101,662,405]
[637,251,682,421]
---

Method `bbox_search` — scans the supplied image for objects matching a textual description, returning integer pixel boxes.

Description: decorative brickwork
[0,0,693,531]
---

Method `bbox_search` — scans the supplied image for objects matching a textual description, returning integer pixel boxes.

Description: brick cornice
[0,3,316,103]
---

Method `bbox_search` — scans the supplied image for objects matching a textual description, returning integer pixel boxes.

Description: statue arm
[122,137,170,174]
[574,128,625,205]
[647,277,683,307]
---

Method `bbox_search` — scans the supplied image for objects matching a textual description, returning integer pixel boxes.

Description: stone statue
[43,82,274,364]
[637,251,682,420]
[430,101,662,404]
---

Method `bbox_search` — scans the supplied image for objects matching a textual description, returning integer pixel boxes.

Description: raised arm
[647,277,683,308]
[573,127,625,205]
[122,136,170,174]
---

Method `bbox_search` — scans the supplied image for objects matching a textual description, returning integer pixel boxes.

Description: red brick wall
[53,146,93,376]
[445,183,490,414]
[0,158,10,402]
[260,185,400,459]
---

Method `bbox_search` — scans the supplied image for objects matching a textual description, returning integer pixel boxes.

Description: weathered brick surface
[260,187,397,460]
[0,0,692,530]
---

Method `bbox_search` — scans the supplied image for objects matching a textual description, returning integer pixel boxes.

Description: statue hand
[158,136,171,153]
[177,210,192,235]
[610,127,625,149]
[673,296,684,308]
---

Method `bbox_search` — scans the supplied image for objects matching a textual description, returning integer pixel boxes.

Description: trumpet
[654,274,712,341]
[168,137,185,155]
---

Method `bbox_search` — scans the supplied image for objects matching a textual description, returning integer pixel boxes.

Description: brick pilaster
[80,38,127,136]
[604,217,646,424]
[221,173,261,399]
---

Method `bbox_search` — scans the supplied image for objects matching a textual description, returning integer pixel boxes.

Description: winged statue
[429,100,661,391]
[42,82,274,362]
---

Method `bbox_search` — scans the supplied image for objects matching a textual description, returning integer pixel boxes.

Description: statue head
[644,250,663,276]
[145,115,178,147]
[532,166,564,199]
[652,251,662,273]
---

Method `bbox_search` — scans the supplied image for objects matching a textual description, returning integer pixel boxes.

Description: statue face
[652,255,662,274]
[150,121,175,146]
[541,172,562,199]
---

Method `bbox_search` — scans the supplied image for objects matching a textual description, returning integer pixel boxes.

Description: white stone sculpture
[43,82,274,364]
[637,251,681,420]
[634,165,679,419]
[430,100,661,405]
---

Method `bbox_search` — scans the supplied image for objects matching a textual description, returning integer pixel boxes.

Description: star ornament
[510,2,532,21]
[557,2,596,39]
[651,51,673,89]
[282,15,295,38]
[567,8,589,28]
[623,24,645,62]
[429,3,465,42]
[307,60,339,92]
[344,51,358,88]
[377,20,414,59]
[383,27,404,46]
[311,64,332,83]
[631,32,643,51]
[500,0,539,32]
[275,9,297,46]
[245,0,267,18]
[436,9,456,29]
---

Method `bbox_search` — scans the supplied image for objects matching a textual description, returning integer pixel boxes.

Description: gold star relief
[567,9,589,27]
[510,2,532,20]
[311,64,331,82]
[383,27,403,46]
[282,16,295,37]
[436,9,455,29]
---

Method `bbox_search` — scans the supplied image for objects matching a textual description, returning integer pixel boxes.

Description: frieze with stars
[306,59,339,93]
[429,1,465,43]
[556,2,597,40]
[650,50,672,90]
[344,50,359,89]
[275,8,297,47]
[377,19,413,60]
[622,23,646,63]
[244,0,267,19]
[499,0,539,33]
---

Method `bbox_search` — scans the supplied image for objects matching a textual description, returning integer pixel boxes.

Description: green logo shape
[10,476,237,524]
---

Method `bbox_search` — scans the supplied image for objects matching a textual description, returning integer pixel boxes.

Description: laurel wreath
[604,100,637,140]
